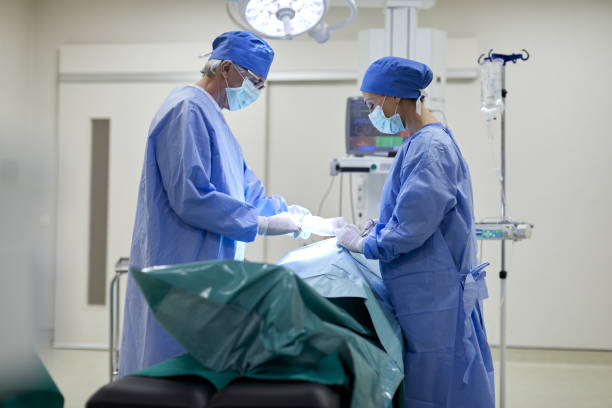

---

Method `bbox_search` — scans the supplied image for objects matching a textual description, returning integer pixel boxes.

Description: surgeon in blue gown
[119,31,311,377]
[336,57,495,407]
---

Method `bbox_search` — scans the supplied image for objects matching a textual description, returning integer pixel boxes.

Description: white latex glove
[362,218,378,237]
[336,224,365,253]
[257,213,301,236]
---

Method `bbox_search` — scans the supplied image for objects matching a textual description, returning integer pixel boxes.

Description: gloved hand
[330,217,348,235]
[287,205,312,239]
[336,224,365,253]
[258,213,301,236]
[362,218,379,237]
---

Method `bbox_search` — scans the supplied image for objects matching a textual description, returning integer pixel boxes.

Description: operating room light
[226,0,357,43]
[244,0,327,39]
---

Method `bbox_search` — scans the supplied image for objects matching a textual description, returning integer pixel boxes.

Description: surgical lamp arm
[309,0,357,43]
[226,0,251,31]
[329,0,358,31]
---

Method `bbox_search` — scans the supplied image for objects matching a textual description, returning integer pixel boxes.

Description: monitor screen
[346,97,403,156]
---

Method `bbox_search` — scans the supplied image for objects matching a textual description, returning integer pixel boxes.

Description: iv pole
[478,49,529,408]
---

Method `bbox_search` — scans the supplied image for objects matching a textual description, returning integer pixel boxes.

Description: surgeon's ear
[220,60,233,78]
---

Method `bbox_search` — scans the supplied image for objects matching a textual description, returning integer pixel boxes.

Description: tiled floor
[490,348,612,408]
[38,346,612,408]
[37,347,109,408]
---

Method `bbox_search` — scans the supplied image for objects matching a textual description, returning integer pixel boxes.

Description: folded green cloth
[132,259,402,408]
[136,351,347,390]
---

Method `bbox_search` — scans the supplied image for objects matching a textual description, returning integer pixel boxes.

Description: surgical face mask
[368,96,405,134]
[225,66,261,111]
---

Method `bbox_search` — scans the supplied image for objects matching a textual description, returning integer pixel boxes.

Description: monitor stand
[329,157,394,228]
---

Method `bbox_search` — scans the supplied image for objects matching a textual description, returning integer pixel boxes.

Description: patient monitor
[345,97,404,156]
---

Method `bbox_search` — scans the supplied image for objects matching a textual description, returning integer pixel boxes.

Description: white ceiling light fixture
[226,0,357,44]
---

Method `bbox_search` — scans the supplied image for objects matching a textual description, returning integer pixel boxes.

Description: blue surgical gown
[364,123,495,408]
[119,85,287,377]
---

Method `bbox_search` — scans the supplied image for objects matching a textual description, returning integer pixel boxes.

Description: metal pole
[499,66,507,408]
[109,275,115,383]
[115,275,121,377]
[500,247,507,408]
[110,258,129,382]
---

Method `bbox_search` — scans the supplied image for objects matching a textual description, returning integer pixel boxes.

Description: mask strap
[233,64,246,80]
[225,64,246,89]
[416,89,428,115]
[394,98,400,115]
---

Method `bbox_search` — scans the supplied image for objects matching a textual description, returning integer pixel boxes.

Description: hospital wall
[3,0,611,351]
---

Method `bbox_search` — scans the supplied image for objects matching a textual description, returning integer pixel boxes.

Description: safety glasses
[235,65,266,90]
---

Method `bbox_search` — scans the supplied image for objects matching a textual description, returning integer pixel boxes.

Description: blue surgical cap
[360,57,433,99]
[209,31,274,79]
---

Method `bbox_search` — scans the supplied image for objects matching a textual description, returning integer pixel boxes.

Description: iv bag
[480,59,505,115]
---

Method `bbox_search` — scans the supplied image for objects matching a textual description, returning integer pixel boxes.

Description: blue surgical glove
[336,224,365,253]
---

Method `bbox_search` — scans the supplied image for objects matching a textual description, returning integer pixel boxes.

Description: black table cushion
[208,379,348,408]
[86,375,215,408]
[87,376,348,408]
